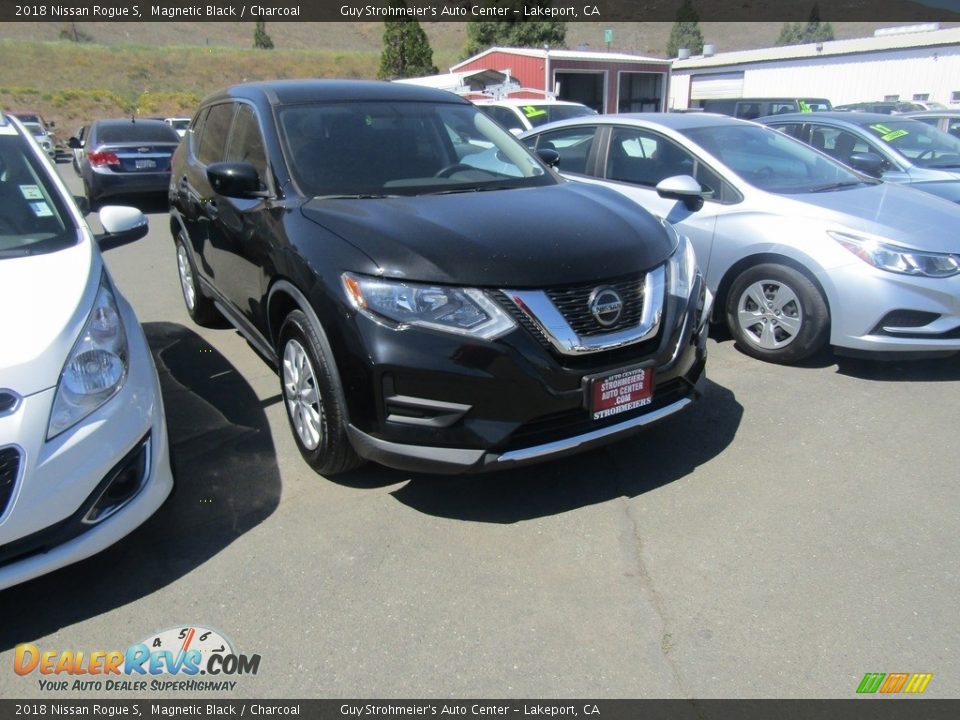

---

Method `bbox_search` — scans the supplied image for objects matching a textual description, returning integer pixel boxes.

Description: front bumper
[0,294,173,591]
[337,280,711,474]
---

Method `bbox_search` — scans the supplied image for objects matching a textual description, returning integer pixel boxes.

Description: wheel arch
[714,252,832,326]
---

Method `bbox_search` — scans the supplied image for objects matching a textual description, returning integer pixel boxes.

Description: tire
[174,231,221,326]
[278,310,364,476]
[725,263,829,364]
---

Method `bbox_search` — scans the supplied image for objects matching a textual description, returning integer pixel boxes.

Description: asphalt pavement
[1,164,958,699]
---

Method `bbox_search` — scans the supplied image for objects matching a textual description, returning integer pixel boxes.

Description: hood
[0,237,99,397]
[777,181,960,253]
[300,183,676,287]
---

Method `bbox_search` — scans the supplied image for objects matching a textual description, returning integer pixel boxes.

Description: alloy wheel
[282,339,322,450]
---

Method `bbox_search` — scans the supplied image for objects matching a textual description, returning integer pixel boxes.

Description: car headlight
[342,273,516,340]
[47,274,129,439]
[829,230,960,278]
[668,234,698,300]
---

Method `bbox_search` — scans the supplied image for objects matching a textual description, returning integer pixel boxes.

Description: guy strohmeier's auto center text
[13,3,303,18]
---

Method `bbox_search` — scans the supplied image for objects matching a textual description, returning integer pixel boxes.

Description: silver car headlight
[342,273,516,340]
[829,230,960,278]
[668,234,698,300]
[47,274,129,439]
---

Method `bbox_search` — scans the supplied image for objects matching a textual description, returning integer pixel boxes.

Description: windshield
[278,101,556,197]
[681,123,867,193]
[0,134,75,255]
[521,104,596,128]
[861,119,960,168]
[97,121,180,144]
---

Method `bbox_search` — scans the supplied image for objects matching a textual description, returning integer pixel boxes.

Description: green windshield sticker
[869,124,908,142]
[798,101,812,113]
[522,105,548,118]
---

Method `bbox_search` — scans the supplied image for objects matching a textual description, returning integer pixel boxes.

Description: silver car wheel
[736,280,803,350]
[283,339,322,451]
[176,243,196,311]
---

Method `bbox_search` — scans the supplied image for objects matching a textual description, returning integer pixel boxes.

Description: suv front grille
[546,274,645,337]
[0,446,22,517]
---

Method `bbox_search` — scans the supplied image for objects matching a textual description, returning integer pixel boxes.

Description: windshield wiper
[425,185,508,196]
[808,180,864,193]
[313,193,395,200]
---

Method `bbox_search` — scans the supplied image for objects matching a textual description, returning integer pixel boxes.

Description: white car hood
[0,236,100,397]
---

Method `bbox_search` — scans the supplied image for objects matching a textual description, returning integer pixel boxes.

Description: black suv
[169,80,710,475]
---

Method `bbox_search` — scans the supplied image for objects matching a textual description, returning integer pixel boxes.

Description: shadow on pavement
[835,353,960,382]
[0,322,280,650]
[336,378,742,523]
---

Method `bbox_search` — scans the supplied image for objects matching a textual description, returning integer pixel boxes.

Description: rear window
[96,121,180,144]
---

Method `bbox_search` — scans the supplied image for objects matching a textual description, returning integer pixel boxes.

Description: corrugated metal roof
[451,46,670,71]
[672,27,960,71]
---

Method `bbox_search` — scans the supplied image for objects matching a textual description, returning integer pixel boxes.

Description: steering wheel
[915,148,936,161]
[434,163,475,178]
[752,166,774,181]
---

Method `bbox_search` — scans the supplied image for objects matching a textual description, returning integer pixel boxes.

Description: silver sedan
[522,113,960,364]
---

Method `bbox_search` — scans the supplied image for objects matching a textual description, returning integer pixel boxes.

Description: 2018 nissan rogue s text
[168,80,711,475]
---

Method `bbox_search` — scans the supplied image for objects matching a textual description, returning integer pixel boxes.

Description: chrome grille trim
[503,265,665,356]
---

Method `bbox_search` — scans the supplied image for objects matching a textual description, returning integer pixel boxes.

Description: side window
[770,102,798,115]
[480,106,525,133]
[196,103,234,166]
[224,104,268,186]
[606,127,694,187]
[189,108,208,157]
[536,126,596,175]
[948,119,960,140]
[735,103,763,120]
[815,126,885,166]
[770,123,806,141]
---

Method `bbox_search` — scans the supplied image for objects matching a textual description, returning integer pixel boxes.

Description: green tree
[666,0,704,58]
[378,8,438,80]
[777,4,834,46]
[463,1,567,58]
[253,21,274,50]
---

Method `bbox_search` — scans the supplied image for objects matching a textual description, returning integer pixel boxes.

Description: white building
[669,25,960,110]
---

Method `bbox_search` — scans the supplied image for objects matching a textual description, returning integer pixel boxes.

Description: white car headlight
[668,234,698,300]
[47,274,129,439]
[342,273,516,340]
[829,230,960,278]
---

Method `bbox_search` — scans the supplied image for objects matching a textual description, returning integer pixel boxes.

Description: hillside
[1,21,953,132]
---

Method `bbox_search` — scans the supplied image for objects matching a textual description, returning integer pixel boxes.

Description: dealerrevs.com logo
[14,626,261,692]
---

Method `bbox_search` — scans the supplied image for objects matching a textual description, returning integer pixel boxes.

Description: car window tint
[480,106,524,133]
[949,120,960,139]
[810,126,878,165]
[197,103,234,166]
[535,127,595,175]
[862,119,960,167]
[770,123,805,141]
[606,128,694,187]
[225,104,268,184]
[96,122,179,144]
[0,135,74,254]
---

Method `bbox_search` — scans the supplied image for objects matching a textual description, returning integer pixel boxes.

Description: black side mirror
[848,152,885,178]
[68,137,82,149]
[207,162,270,198]
[536,148,560,168]
[655,175,705,212]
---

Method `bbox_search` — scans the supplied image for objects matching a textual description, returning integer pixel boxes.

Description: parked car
[164,117,191,137]
[834,101,924,114]
[0,112,173,590]
[20,120,56,160]
[70,118,181,209]
[521,113,960,363]
[901,109,960,140]
[169,80,710,476]
[910,101,949,111]
[758,111,960,204]
[474,98,596,134]
[700,97,832,119]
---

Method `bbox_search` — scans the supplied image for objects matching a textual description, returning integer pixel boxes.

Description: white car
[22,121,56,161]
[0,113,173,590]
[164,117,190,138]
[474,98,596,135]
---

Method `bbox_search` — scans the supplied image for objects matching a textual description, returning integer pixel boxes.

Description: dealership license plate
[588,366,653,421]
[135,159,156,169]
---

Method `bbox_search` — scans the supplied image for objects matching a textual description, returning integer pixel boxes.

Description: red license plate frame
[586,365,654,421]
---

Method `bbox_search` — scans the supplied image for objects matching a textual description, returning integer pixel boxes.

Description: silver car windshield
[0,134,75,256]
[861,120,960,169]
[278,101,556,198]
[681,124,866,194]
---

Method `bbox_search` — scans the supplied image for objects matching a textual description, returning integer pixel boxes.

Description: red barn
[449,47,672,113]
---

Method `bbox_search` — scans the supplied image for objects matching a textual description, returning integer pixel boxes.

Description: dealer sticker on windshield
[588,366,653,421]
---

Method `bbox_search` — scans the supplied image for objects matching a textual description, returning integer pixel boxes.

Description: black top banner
[3,0,960,23]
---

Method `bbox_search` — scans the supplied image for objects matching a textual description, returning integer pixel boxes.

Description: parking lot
[1,163,958,699]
